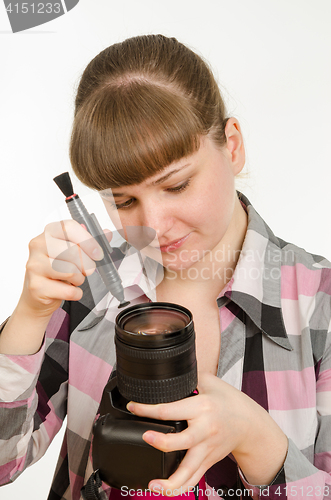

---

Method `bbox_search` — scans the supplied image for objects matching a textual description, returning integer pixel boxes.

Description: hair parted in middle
[70,34,229,190]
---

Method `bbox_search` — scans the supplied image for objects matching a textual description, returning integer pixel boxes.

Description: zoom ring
[117,370,197,404]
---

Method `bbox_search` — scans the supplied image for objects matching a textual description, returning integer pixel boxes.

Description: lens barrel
[115,302,197,404]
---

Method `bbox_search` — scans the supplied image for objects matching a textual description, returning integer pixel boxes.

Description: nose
[138,199,174,240]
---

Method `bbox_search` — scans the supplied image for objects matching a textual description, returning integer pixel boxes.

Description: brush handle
[66,195,126,305]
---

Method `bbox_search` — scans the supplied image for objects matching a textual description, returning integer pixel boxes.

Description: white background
[0,1,331,498]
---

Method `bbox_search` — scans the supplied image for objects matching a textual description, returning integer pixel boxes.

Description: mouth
[160,234,190,253]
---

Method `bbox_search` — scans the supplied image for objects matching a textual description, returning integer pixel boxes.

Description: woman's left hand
[127,372,288,496]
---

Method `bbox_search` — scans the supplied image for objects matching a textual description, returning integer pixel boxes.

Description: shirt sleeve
[238,327,331,499]
[0,306,70,485]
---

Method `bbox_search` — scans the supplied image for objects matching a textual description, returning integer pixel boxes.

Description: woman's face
[101,125,245,273]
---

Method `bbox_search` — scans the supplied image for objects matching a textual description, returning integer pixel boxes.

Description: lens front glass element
[123,308,189,335]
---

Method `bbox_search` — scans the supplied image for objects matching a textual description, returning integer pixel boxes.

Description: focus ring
[115,334,195,360]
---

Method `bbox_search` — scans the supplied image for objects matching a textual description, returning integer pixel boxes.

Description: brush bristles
[53,172,74,198]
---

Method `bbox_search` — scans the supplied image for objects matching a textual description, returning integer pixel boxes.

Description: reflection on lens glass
[123,309,189,335]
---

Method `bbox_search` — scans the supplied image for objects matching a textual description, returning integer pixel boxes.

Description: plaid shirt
[1,192,331,500]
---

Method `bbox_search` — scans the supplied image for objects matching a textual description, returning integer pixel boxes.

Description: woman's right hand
[18,219,106,319]
[0,220,109,355]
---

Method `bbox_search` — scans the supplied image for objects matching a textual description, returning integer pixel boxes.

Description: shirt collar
[86,192,292,350]
[219,192,292,351]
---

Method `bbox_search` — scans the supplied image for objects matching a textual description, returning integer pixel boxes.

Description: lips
[159,234,190,252]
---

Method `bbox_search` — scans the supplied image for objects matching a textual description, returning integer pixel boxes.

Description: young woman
[0,35,330,500]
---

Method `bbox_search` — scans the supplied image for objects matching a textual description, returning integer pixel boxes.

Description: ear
[224,118,245,175]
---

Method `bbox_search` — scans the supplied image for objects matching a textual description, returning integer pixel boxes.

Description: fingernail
[92,247,104,260]
[149,482,161,493]
[126,402,134,413]
[142,431,154,444]
[85,266,96,276]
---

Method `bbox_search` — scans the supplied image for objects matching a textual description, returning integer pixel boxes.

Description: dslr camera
[92,302,197,491]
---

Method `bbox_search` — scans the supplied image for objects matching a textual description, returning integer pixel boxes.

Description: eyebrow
[110,164,191,197]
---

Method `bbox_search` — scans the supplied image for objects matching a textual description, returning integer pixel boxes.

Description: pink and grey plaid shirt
[1,192,331,500]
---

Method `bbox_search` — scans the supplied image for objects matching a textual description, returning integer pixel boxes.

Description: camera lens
[115,302,197,404]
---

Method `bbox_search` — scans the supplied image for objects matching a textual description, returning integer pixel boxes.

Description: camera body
[93,375,188,490]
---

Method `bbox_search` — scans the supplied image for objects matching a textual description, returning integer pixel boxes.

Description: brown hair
[70,34,228,190]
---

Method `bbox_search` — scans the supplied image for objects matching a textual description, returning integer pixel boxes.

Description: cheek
[193,175,234,229]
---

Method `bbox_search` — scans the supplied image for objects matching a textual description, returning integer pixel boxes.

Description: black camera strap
[81,373,116,500]
[81,470,103,500]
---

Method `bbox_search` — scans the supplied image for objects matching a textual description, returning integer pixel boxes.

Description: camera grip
[93,416,184,490]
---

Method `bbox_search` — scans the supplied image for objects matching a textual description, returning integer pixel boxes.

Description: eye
[166,179,191,193]
[105,178,191,210]
[115,198,135,210]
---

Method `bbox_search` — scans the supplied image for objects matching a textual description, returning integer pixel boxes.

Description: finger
[45,220,104,261]
[45,237,97,276]
[26,253,87,288]
[49,259,88,285]
[127,395,199,422]
[40,279,83,303]
[27,273,84,304]
[148,444,207,496]
[142,426,196,453]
